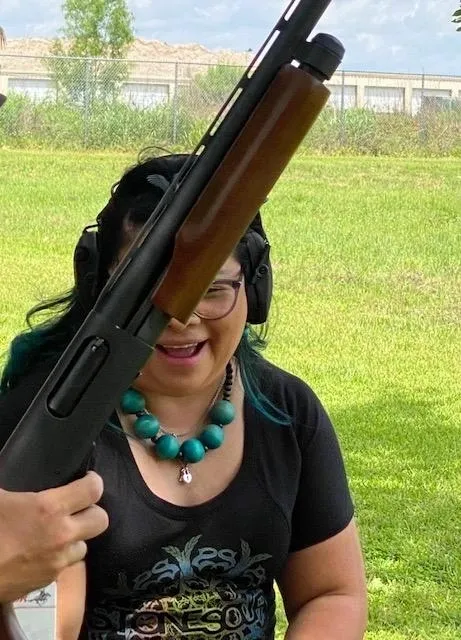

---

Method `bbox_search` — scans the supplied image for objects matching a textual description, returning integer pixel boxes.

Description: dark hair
[1,152,289,425]
[94,152,190,295]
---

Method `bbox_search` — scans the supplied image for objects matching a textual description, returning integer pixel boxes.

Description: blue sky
[2,0,460,75]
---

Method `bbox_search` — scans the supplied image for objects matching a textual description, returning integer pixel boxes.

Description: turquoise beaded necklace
[120,362,235,484]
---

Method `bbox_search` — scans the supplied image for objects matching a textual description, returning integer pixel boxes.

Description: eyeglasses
[194,275,243,320]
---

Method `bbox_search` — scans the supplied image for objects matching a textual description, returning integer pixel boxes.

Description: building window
[412,88,453,114]
[122,82,169,108]
[8,77,54,101]
[327,84,357,110]
[364,86,405,113]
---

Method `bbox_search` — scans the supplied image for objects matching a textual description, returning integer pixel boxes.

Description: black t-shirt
[0,358,354,639]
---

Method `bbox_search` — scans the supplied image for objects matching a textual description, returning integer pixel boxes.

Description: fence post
[419,70,428,148]
[0,59,6,98]
[339,68,346,148]
[83,57,92,148]
[172,62,179,145]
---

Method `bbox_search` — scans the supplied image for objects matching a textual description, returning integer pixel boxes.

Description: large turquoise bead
[134,414,160,439]
[200,424,224,450]
[209,400,235,426]
[120,388,145,414]
[155,434,180,460]
[180,438,206,463]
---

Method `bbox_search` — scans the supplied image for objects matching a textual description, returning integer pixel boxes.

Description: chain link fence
[1,53,460,155]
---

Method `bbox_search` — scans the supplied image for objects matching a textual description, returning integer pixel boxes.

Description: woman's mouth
[155,340,207,360]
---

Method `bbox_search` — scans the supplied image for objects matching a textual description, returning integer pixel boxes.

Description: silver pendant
[179,465,192,484]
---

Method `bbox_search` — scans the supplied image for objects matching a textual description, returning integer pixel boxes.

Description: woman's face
[134,254,248,398]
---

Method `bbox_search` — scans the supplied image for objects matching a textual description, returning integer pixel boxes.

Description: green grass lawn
[0,149,460,638]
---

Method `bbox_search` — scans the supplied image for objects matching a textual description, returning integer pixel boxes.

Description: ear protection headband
[73,223,100,315]
[73,176,273,324]
[238,223,272,325]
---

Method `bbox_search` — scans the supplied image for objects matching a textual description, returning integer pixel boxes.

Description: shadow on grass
[331,392,460,636]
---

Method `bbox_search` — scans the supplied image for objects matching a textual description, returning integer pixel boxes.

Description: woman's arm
[278,519,367,640]
[56,562,87,640]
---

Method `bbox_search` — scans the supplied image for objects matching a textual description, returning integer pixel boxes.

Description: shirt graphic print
[86,535,273,639]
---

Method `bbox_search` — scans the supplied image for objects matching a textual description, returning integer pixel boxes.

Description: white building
[1,51,460,114]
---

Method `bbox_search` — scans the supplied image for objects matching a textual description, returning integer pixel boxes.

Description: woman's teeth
[157,342,203,358]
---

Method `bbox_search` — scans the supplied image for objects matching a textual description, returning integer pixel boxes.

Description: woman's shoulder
[244,358,332,442]
[248,356,334,445]
[254,356,322,411]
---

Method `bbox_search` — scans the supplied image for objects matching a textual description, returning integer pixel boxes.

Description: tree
[453,3,461,30]
[53,0,134,58]
[48,0,134,103]
[184,64,245,117]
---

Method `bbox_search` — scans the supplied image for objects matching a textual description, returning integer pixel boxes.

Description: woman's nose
[168,313,201,332]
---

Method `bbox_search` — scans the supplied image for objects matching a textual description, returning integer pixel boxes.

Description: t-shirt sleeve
[289,390,354,552]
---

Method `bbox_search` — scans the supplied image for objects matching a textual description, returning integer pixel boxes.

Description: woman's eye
[205,285,231,296]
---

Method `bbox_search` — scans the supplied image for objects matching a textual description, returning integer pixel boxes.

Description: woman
[0,153,367,639]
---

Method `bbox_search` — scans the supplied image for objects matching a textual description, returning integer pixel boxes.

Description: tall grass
[1,93,460,155]
[0,94,208,150]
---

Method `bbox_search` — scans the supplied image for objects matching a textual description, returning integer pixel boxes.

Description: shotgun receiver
[0,0,343,493]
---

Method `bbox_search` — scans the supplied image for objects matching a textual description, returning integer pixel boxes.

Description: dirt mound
[1,37,251,63]
[0,38,252,78]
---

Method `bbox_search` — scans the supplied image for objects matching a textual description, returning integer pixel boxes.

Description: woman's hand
[278,519,368,639]
[0,471,108,603]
